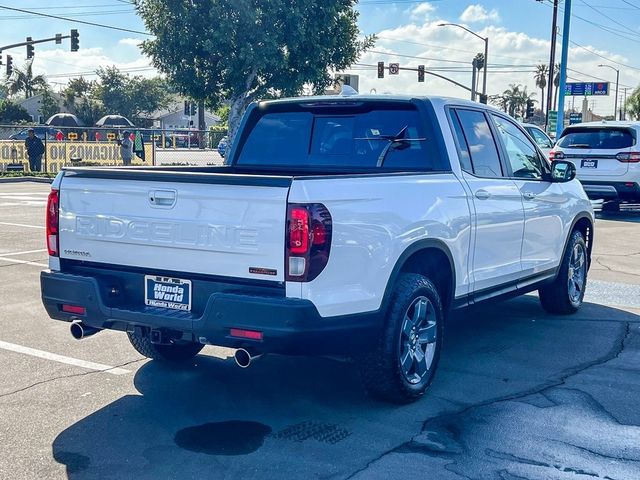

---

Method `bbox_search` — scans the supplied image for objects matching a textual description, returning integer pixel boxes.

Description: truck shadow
[51,296,639,479]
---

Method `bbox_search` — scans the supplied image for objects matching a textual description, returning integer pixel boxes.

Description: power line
[0,5,151,36]
[0,9,134,20]
[578,0,640,39]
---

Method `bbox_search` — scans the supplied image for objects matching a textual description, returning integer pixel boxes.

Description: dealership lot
[0,181,639,479]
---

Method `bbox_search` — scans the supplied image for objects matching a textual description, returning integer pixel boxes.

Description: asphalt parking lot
[0,181,639,480]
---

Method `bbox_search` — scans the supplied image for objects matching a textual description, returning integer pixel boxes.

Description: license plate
[581,159,598,168]
[144,275,192,311]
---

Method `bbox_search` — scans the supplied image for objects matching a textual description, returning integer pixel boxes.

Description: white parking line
[0,340,131,375]
[0,222,45,229]
[0,257,48,268]
[0,249,47,257]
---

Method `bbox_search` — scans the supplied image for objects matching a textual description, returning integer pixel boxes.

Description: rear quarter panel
[288,173,471,317]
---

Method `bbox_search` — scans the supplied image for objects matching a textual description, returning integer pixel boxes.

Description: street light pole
[439,23,488,100]
[598,64,620,120]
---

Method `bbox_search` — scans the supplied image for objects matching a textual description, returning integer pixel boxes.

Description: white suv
[550,121,640,211]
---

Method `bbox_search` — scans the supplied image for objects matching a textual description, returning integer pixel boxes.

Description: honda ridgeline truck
[41,96,594,403]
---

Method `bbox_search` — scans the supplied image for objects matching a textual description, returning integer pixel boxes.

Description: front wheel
[127,331,204,362]
[539,230,588,314]
[356,273,444,404]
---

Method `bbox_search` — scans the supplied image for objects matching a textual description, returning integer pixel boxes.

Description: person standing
[119,130,133,166]
[25,128,45,172]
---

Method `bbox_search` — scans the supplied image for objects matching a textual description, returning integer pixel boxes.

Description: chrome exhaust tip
[234,348,262,368]
[70,321,100,340]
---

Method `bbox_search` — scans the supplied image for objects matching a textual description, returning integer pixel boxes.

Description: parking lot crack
[0,358,144,401]
[343,322,632,479]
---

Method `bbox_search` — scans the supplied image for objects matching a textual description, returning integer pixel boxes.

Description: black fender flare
[560,212,594,272]
[379,239,457,314]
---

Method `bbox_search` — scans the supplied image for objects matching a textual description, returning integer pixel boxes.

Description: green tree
[0,100,31,123]
[134,0,374,141]
[499,84,535,119]
[534,64,548,113]
[6,62,48,98]
[94,66,170,126]
[39,89,61,121]
[62,77,105,126]
[625,86,640,120]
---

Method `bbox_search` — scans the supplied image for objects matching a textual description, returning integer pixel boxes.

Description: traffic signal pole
[556,0,572,138]
[0,34,70,52]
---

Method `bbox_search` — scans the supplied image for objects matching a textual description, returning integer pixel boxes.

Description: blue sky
[1,1,639,116]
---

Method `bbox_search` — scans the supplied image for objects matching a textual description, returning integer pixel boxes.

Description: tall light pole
[598,64,619,120]
[439,23,488,101]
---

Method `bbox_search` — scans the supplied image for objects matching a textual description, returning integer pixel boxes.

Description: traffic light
[377,61,384,79]
[526,99,535,119]
[70,29,79,52]
[190,103,197,116]
[184,100,189,115]
[418,65,425,83]
[26,37,34,59]
[479,94,488,105]
[6,55,13,77]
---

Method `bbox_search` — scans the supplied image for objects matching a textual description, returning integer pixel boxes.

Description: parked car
[522,123,554,158]
[41,95,594,403]
[550,121,640,211]
[9,126,59,141]
[217,136,229,157]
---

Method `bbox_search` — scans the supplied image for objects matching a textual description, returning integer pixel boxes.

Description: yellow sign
[107,133,116,141]
[67,132,78,140]
[0,140,151,173]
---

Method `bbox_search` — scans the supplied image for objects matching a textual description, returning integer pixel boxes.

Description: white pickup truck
[41,95,594,403]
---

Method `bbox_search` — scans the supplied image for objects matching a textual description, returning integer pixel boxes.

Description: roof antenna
[340,85,358,96]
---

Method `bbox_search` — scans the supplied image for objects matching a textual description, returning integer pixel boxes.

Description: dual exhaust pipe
[70,322,261,368]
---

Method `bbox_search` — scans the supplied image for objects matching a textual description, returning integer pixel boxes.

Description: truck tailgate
[58,170,291,282]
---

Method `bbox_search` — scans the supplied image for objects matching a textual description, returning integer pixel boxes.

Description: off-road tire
[127,331,204,362]
[357,273,444,404]
[539,230,588,314]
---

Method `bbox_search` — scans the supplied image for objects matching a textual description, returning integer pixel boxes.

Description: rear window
[235,104,445,171]
[558,127,635,149]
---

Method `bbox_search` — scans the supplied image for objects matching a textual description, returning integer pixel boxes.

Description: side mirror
[550,160,576,183]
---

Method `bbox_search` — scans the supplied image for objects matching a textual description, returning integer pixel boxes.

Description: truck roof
[257,94,505,114]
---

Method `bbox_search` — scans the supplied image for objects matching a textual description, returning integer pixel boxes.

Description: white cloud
[460,4,500,23]
[346,21,637,117]
[409,2,436,21]
[119,38,143,47]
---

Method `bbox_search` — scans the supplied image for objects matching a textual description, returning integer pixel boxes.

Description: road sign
[389,63,400,75]
[548,110,558,134]
[67,132,77,140]
[565,82,609,96]
[569,112,583,125]
[107,133,116,141]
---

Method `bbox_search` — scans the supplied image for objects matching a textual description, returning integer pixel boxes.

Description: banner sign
[0,140,151,172]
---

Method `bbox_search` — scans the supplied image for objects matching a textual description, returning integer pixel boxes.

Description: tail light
[549,150,564,161]
[46,189,60,257]
[616,152,640,163]
[286,203,332,282]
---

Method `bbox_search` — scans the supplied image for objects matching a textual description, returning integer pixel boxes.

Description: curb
[0,177,54,184]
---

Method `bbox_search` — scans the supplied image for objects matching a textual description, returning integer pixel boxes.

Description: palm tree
[501,84,536,119]
[534,64,548,113]
[6,62,48,98]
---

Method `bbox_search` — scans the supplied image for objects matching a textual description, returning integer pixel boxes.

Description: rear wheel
[357,273,443,404]
[539,230,588,314]
[127,331,204,362]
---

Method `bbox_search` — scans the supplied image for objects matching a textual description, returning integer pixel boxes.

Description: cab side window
[492,115,544,180]
[453,109,503,178]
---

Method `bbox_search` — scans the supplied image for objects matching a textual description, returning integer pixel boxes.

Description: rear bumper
[40,270,381,355]
[581,180,640,201]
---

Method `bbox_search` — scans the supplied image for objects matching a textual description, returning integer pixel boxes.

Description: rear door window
[454,109,503,178]
[558,127,635,149]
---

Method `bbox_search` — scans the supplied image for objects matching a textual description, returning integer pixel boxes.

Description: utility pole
[544,0,559,127]
[556,0,572,138]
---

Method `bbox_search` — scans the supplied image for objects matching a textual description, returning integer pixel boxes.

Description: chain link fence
[0,125,228,173]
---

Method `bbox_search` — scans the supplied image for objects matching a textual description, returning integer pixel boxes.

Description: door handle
[523,192,536,200]
[475,189,491,200]
[149,190,177,207]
